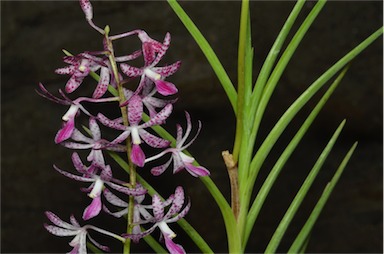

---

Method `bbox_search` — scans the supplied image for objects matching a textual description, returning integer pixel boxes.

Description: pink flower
[36,83,119,143]
[60,117,126,168]
[123,187,190,254]
[44,211,111,253]
[53,152,147,220]
[120,32,181,96]
[145,112,210,177]
[97,95,172,167]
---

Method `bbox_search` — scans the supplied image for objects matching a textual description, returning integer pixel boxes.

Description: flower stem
[104,25,136,254]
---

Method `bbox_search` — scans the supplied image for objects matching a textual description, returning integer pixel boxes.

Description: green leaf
[238,0,321,234]
[250,0,306,118]
[288,142,358,253]
[167,0,237,114]
[243,65,350,247]
[246,26,382,201]
[265,120,346,253]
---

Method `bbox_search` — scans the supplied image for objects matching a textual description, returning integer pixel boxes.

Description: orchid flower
[122,86,177,118]
[123,186,190,254]
[120,32,181,96]
[97,95,172,167]
[60,117,126,168]
[53,152,147,220]
[145,112,210,177]
[56,50,141,99]
[36,83,119,143]
[44,211,126,254]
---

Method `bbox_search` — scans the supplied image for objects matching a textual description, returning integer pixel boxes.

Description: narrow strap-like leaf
[243,65,350,247]
[247,26,383,205]
[288,142,358,253]
[265,119,346,253]
[167,0,237,114]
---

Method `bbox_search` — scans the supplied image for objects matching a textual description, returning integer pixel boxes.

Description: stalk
[103,26,136,254]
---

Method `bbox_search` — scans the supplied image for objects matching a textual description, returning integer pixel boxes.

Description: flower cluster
[40,0,209,253]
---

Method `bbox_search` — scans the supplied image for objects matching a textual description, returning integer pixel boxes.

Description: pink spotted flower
[44,211,126,253]
[97,95,172,167]
[53,152,147,220]
[145,112,210,177]
[123,186,190,254]
[36,83,119,143]
[60,117,126,168]
[120,32,181,96]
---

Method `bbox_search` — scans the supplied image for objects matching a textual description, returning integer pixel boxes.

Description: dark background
[1,1,382,253]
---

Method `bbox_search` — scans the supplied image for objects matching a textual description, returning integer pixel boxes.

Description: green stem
[103,26,136,254]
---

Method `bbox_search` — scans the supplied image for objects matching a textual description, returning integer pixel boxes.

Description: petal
[120,64,143,77]
[97,113,126,131]
[106,181,147,196]
[83,196,102,220]
[150,158,172,176]
[93,66,110,98]
[172,154,185,174]
[103,189,128,207]
[122,226,156,243]
[88,234,110,252]
[76,231,87,254]
[55,65,76,75]
[70,215,81,227]
[179,111,192,144]
[70,128,94,144]
[140,129,170,148]
[103,205,128,218]
[154,80,178,96]
[131,144,145,167]
[115,50,142,62]
[53,165,94,182]
[151,32,171,66]
[164,186,184,219]
[55,119,75,144]
[44,224,78,236]
[152,195,164,221]
[185,163,210,177]
[89,117,101,140]
[128,95,143,126]
[141,104,173,128]
[87,149,105,168]
[166,199,191,224]
[152,61,181,77]
[164,234,186,254]
[65,75,82,93]
[61,142,94,150]
[108,131,131,146]
[36,83,68,105]
[44,211,78,230]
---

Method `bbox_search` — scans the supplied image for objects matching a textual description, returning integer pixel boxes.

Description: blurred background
[2,1,382,253]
